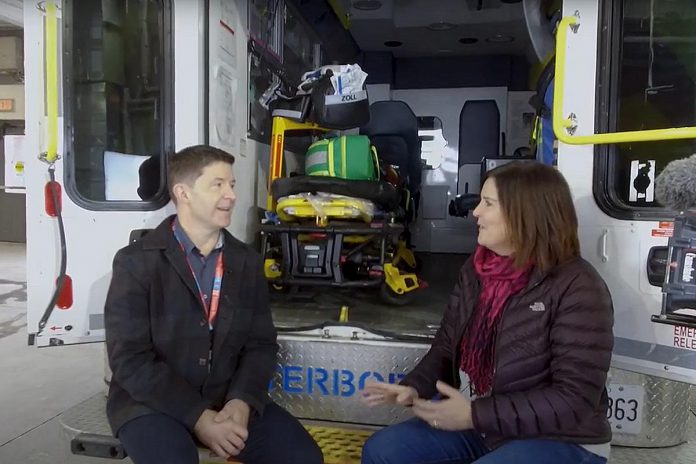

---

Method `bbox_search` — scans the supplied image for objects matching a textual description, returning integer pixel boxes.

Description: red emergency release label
[674,326,696,351]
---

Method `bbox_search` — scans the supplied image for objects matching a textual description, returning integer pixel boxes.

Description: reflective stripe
[341,136,347,178]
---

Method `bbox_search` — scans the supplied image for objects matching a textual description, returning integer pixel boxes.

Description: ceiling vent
[353,1,383,10]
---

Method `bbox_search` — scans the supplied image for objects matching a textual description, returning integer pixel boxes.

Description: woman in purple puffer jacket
[361,161,614,464]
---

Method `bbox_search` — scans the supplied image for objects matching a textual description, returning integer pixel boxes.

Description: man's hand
[193,409,249,459]
[412,381,473,431]
[215,399,251,429]
[361,381,419,407]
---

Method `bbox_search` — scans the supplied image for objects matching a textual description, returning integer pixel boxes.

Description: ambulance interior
[261,0,551,336]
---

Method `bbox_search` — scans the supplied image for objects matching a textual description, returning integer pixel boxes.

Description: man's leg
[361,417,488,464]
[234,402,323,464]
[118,413,199,464]
[473,439,607,464]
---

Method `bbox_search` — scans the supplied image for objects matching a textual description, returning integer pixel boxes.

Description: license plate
[606,383,644,435]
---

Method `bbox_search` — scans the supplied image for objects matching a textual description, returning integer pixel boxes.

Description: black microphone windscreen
[654,154,696,212]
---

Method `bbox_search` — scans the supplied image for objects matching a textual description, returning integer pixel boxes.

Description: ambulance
[11,0,696,462]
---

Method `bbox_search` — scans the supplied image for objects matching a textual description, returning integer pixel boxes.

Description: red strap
[172,222,223,328]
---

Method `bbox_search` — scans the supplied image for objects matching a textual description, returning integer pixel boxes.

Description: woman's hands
[362,380,474,431]
[361,381,419,407]
[412,381,473,431]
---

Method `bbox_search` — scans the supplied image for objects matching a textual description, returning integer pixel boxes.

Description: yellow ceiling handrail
[327,0,351,30]
[553,12,696,145]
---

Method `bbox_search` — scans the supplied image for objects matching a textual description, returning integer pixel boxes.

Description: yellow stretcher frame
[265,116,420,299]
[267,116,330,211]
[553,12,696,145]
[276,196,374,225]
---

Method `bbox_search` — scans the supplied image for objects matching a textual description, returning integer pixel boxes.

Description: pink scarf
[460,246,532,396]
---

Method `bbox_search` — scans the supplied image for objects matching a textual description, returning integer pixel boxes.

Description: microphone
[651,155,696,328]
[654,154,696,212]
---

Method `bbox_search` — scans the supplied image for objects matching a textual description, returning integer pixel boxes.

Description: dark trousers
[119,402,323,464]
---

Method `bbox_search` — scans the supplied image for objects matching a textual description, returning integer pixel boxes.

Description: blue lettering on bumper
[269,365,406,397]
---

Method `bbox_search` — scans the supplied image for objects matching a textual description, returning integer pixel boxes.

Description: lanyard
[172,222,223,329]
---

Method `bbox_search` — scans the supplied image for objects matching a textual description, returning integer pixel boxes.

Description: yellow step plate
[308,425,373,464]
[216,425,374,464]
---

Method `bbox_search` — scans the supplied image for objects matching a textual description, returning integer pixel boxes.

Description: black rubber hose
[37,165,67,335]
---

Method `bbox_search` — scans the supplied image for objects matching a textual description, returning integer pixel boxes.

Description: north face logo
[530,302,546,312]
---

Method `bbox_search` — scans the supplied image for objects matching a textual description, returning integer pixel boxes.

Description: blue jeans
[361,417,608,464]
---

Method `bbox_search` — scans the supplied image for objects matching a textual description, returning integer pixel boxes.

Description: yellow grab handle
[45,0,59,162]
[553,13,696,145]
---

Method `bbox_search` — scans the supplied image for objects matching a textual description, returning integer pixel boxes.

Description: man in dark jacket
[105,145,323,464]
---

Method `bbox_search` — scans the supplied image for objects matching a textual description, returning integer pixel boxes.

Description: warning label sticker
[652,229,673,238]
[652,221,675,238]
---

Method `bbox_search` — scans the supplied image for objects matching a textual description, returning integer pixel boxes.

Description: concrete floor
[0,242,117,463]
[3,241,696,464]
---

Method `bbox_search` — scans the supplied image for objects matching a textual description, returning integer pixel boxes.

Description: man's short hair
[167,145,236,203]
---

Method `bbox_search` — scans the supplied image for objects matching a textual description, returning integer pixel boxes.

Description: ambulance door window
[596,0,696,218]
[64,0,172,208]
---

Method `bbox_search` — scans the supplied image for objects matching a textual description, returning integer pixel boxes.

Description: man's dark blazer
[104,215,278,435]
